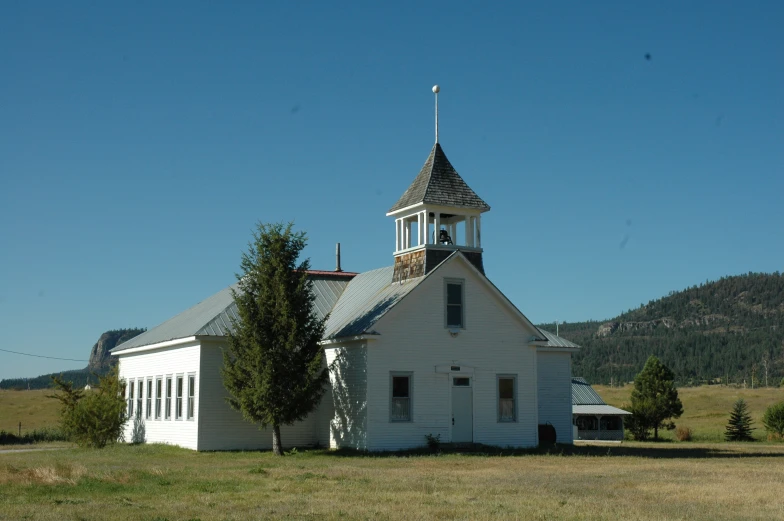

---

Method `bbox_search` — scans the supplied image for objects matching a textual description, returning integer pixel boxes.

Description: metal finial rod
[432,85,440,143]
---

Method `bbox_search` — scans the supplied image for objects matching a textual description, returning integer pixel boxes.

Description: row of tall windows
[126,374,196,421]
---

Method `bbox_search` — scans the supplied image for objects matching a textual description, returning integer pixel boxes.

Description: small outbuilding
[572,378,630,441]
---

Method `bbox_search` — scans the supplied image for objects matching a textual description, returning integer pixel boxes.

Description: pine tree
[629,356,683,440]
[725,398,755,441]
[222,222,328,456]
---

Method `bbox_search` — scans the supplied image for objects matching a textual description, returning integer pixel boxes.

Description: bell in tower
[387,85,491,283]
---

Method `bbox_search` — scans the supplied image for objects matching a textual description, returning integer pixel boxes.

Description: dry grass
[1,443,783,520]
[0,389,61,432]
[595,384,784,441]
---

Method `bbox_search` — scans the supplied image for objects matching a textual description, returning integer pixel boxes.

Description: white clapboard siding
[536,351,574,443]
[365,258,540,451]
[324,345,368,450]
[117,341,201,450]
[196,341,320,451]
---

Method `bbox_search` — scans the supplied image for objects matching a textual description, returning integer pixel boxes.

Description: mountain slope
[544,272,784,386]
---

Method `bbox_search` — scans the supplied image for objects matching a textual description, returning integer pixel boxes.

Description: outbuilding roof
[388,143,490,213]
[571,377,631,415]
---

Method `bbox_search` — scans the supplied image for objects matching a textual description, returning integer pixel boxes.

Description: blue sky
[1,2,782,381]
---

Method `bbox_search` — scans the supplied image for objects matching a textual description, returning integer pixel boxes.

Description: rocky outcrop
[87,329,145,372]
[596,315,727,337]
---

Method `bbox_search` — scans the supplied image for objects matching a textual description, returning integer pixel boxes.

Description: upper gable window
[445,279,464,328]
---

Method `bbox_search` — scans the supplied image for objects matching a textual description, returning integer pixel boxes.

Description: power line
[0,347,88,362]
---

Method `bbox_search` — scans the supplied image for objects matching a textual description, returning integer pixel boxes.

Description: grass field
[1,443,784,520]
[0,389,61,433]
[1,386,784,519]
[594,384,784,441]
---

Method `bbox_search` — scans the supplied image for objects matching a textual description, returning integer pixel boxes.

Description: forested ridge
[540,272,784,386]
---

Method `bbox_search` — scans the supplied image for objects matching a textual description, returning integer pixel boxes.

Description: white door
[451,377,473,443]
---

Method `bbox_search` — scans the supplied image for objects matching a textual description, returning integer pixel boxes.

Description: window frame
[444,278,465,329]
[136,379,143,418]
[127,379,135,417]
[176,374,184,420]
[389,372,413,423]
[165,376,173,420]
[497,375,517,423]
[145,378,153,420]
[155,377,162,420]
[186,374,196,420]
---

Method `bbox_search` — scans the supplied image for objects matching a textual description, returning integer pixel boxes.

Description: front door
[451,377,473,443]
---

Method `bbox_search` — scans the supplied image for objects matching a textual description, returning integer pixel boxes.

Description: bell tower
[387,85,491,283]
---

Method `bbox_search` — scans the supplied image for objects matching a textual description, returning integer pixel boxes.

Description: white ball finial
[432,85,440,94]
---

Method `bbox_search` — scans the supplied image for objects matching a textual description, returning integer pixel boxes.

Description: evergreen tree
[725,398,755,441]
[49,366,128,448]
[761,401,784,438]
[629,356,683,440]
[222,222,328,456]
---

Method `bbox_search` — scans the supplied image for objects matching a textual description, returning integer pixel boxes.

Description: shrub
[0,427,68,445]
[424,433,441,452]
[762,402,784,438]
[675,425,693,442]
[49,366,128,448]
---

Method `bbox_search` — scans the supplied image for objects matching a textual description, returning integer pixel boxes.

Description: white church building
[112,88,580,451]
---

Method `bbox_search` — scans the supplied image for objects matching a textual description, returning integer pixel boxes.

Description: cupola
[387,85,490,283]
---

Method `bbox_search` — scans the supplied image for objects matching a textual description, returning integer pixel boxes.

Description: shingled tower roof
[388,143,491,214]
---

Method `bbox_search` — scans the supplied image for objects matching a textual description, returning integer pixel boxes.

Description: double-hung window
[497,375,516,422]
[187,374,195,420]
[165,377,172,420]
[145,379,153,419]
[176,375,184,420]
[390,373,412,422]
[127,380,135,417]
[155,378,162,419]
[136,379,143,418]
[445,279,464,328]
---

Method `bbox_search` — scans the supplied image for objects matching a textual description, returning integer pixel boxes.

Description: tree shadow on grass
[311,442,784,460]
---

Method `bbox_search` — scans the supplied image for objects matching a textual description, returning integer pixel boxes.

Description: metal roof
[323,266,423,339]
[388,143,490,213]
[572,377,608,405]
[112,273,354,353]
[538,329,581,349]
[573,404,631,416]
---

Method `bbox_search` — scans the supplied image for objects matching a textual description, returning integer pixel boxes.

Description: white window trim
[186,373,196,421]
[390,372,413,422]
[175,374,184,420]
[136,379,143,419]
[155,377,163,420]
[127,380,135,418]
[444,278,465,329]
[497,374,517,423]
[145,378,153,420]
[165,375,173,420]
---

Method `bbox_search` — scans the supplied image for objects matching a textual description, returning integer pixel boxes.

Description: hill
[543,272,784,386]
[0,328,145,390]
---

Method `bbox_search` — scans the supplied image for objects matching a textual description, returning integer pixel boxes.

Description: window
[145,379,153,419]
[165,377,172,420]
[453,377,470,386]
[390,373,412,422]
[136,379,143,418]
[176,375,184,419]
[155,378,162,419]
[498,376,516,422]
[445,280,464,328]
[128,380,135,417]
[187,374,195,420]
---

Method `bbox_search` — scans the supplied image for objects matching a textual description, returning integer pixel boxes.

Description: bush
[49,366,128,448]
[0,427,68,445]
[425,433,441,452]
[762,402,784,438]
[675,425,693,442]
